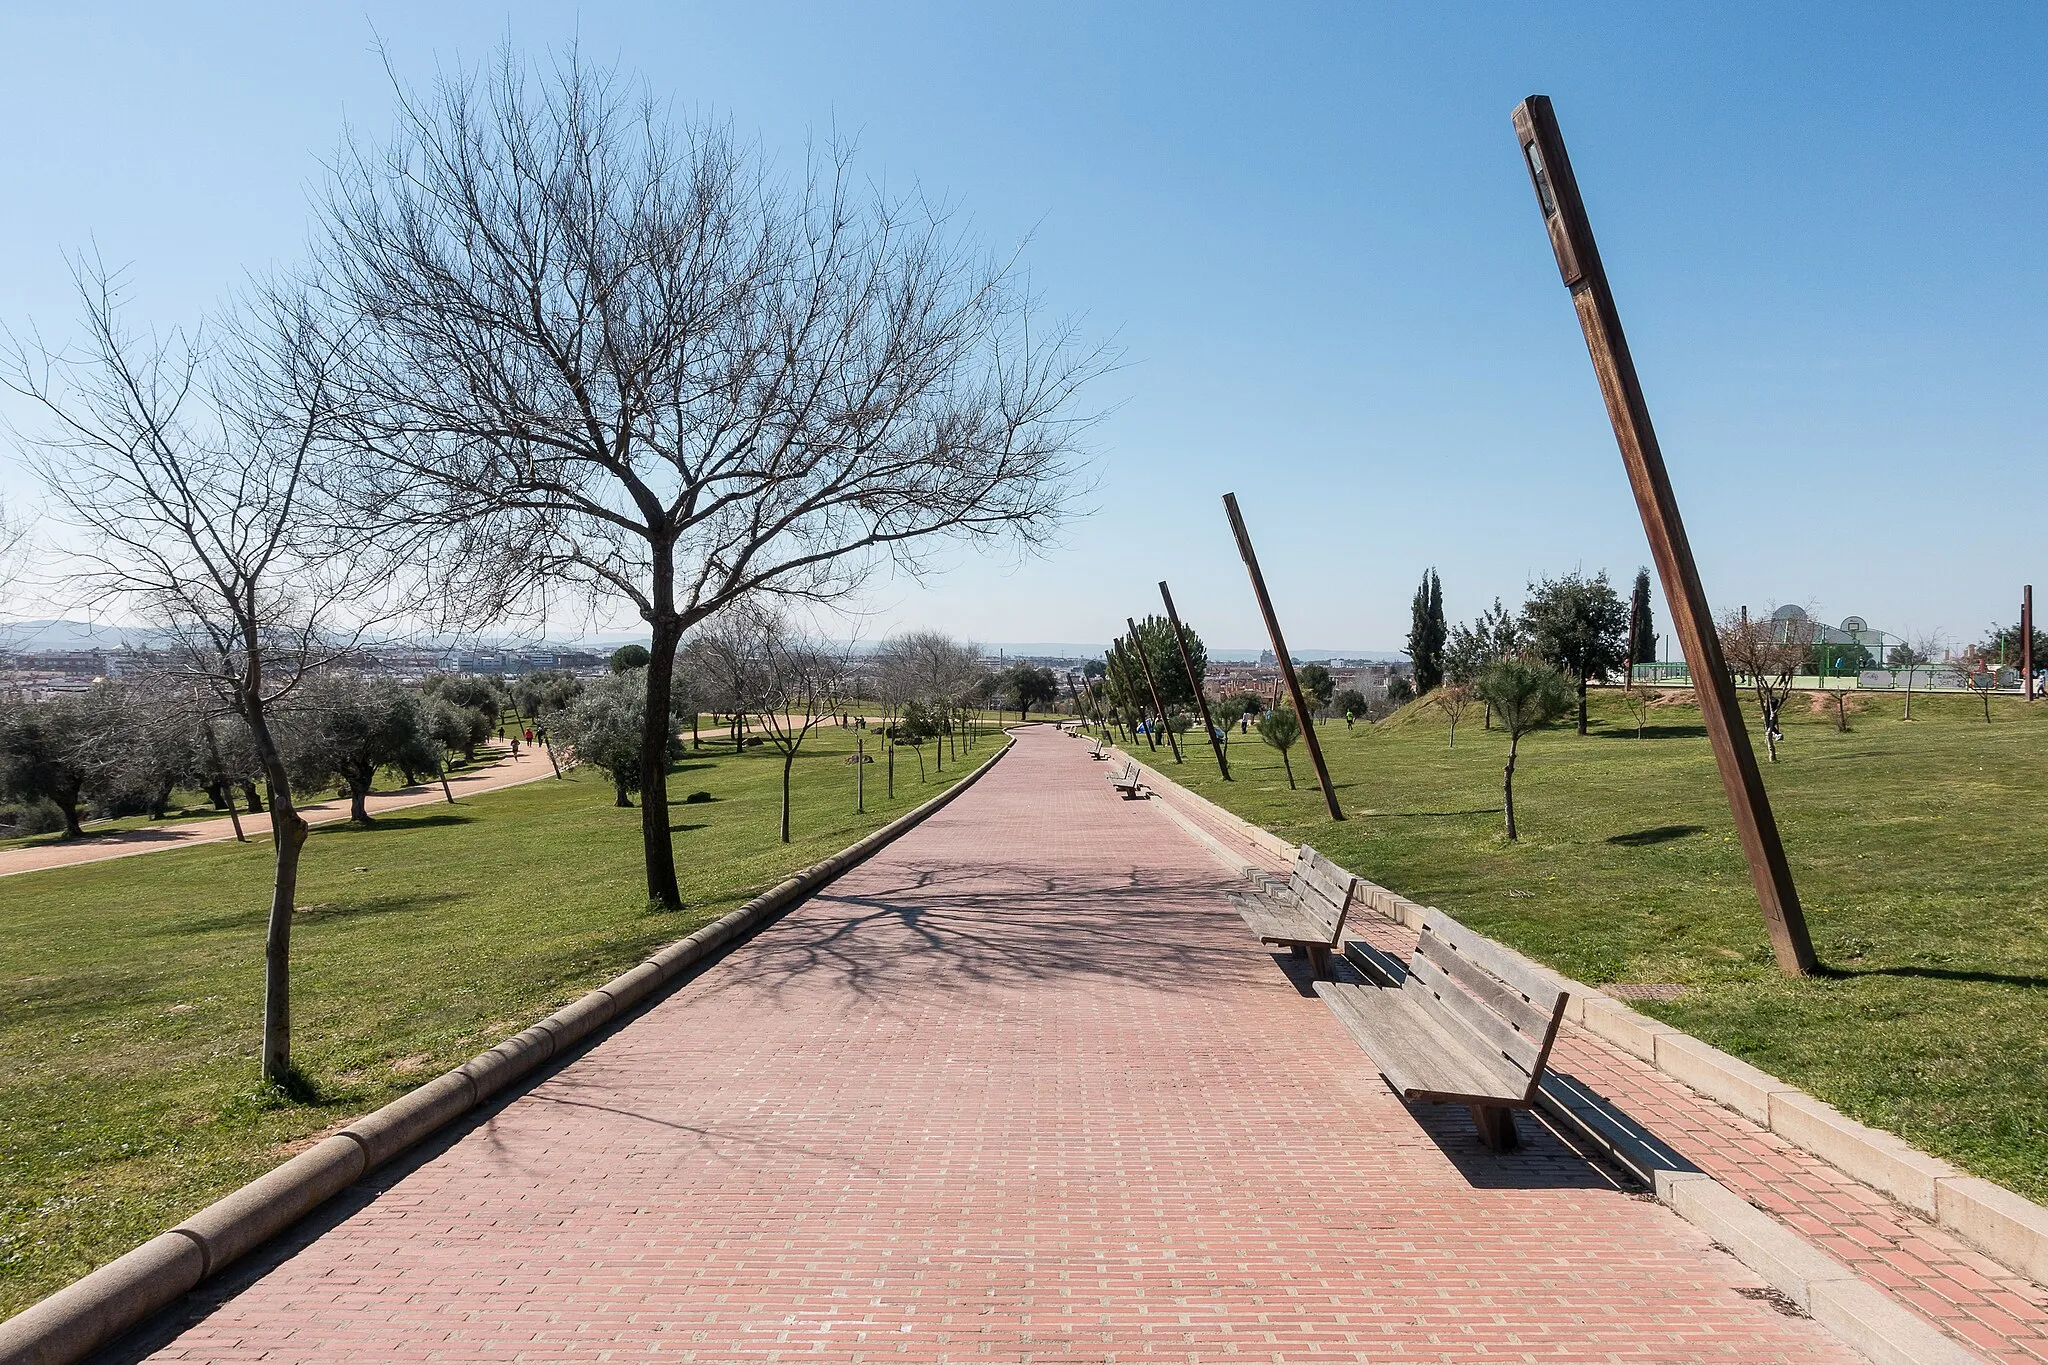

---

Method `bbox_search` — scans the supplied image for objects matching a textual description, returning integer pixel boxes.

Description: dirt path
[0,746,562,880]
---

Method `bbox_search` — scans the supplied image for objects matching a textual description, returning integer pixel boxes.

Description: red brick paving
[122,728,1856,1362]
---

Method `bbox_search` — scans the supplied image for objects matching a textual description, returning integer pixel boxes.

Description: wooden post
[1111,639,1156,751]
[2024,585,2035,702]
[1511,95,1817,975]
[1221,493,1344,821]
[1128,616,1184,763]
[1160,581,1230,779]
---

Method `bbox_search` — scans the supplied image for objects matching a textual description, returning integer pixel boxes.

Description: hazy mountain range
[2,620,1404,664]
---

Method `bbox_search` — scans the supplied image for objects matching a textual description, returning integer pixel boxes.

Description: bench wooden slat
[1316,980,1527,1104]
[1403,951,1545,1082]
[1417,910,1567,1017]
[1413,930,1555,1039]
[1342,938,1409,988]
[1294,848,1355,913]
[1230,891,1330,947]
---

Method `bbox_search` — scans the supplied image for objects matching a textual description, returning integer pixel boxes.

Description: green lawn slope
[0,722,985,1316]
[1148,688,2048,1203]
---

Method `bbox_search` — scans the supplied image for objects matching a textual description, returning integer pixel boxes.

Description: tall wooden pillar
[1160,580,1230,778]
[1128,616,1184,763]
[2024,585,2035,701]
[1222,493,1344,821]
[1511,95,1817,975]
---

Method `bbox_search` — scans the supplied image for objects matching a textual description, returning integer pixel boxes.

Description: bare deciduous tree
[738,604,850,842]
[1889,633,1941,721]
[1428,682,1472,749]
[312,50,1107,908]
[1717,608,1816,763]
[3,259,387,1090]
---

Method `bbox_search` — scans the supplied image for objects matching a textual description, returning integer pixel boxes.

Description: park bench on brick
[1229,844,1359,979]
[1106,757,1148,798]
[1315,908,1569,1151]
[1087,737,1109,760]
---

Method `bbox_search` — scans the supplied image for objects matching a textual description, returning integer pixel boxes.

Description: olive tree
[287,674,437,824]
[313,50,1106,909]
[1257,705,1301,789]
[1473,659,1571,841]
[553,670,666,806]
[1521,571,1628,736]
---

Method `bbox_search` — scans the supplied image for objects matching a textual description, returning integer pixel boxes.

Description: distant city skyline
[2,5,2041,653]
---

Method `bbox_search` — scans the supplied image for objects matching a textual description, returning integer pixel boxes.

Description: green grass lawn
[0,722,987,1316]
[1140,688,2048,1202]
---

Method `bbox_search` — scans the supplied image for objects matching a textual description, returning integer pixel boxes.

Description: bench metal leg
[1470,1104,1519,1152]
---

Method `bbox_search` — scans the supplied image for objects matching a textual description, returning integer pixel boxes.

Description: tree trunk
[780,750,794,843]
[438,763,456,804]
[615,781,633,808]
[1280,750,1296,789]
[1503,739,1520,841]
[57,797,83,839]
[244,695,308,1091]
[639,603,684,910]
[348,775,373,825]
[243,779,264,813]
[1576,673,1589,735]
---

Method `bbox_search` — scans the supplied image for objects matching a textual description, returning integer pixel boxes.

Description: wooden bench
[1087,737,1109,761]
[1106,758,1147,798]
[1315,908,1569,1151]
[1228,845,1359,979]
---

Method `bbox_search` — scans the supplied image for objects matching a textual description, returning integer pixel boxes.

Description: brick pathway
[112,727,1855,1363]
[1333,898,2048,1365]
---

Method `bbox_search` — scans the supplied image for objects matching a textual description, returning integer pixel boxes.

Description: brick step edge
[1122,753,2047,1295]
[0,736,1017,1365]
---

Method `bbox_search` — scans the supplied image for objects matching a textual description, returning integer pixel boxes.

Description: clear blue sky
[3,3,2042,654]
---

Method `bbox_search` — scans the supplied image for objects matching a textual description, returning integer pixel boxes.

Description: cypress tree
[1629,567,1656,665]
[1408,568,1447,694]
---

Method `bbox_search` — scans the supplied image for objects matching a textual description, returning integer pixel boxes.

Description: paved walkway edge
[1112,740,2010,1365]
[0,737,1015,1365]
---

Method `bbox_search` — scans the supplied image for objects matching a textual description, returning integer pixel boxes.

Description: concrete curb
[0,736,1015,1365]
[1123,752,2014,1365]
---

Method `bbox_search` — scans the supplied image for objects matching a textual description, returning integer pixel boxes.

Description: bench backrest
[1284,845,1359,944]
[1402,908,1569,1103]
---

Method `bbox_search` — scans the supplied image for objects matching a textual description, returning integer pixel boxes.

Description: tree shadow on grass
[292,890,468,924]
[312,812,475,837]
[1592,724,1707,740]
[1820,964,2048,991]
[1361,807,1503,819]
[1605,824,1708,847]
[668,822,708,834]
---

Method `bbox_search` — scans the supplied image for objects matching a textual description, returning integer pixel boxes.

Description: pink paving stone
[116,729,1858,1363]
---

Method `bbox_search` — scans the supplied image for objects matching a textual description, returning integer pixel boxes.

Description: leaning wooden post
[1221,493,1343,821]
[1111,639,1155,751]
[1160,581,1230,779]
[1511,94,1816,975]
[2024,585,2035,702]
[1128,616,1184,763]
